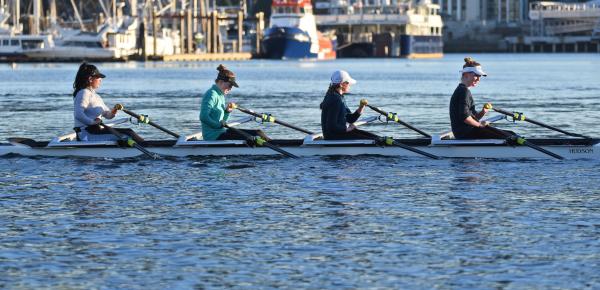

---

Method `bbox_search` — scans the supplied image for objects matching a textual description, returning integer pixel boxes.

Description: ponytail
[463,57,481,68]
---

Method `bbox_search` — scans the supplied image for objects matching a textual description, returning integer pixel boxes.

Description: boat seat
[48,132,118,147]
[431,132,506,146]
[175,139,247,147]
[270,139,304,146]
[48,140,119,147]
[302,134,376,146]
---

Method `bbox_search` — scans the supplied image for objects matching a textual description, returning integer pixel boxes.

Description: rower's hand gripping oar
[358,100,440,159]
[221,122,299,158]
[364,101,431,138]
[100,121,160,159]
[114,104,180,138]
[484,103,591,139]
[232,104,315,135]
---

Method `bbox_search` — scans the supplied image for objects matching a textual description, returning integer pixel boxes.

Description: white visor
[460,66,487,77]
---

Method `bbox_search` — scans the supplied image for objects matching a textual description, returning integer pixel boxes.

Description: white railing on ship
[529,2,600,20]
[545,22,596,35]
[316,14,410,25]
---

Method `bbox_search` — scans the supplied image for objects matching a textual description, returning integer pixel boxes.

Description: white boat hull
[1,141,597,159]
[25,47,119,60]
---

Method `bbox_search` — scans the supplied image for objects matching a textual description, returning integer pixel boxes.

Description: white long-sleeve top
[73,88,114,128]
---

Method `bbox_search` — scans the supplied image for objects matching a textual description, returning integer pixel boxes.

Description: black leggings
[85,125,145,143]
[217,128,271,141]
[324,128,380,140]
[459,127,516,139]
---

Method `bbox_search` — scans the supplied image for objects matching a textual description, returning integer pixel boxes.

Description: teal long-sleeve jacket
[200,84,230,140]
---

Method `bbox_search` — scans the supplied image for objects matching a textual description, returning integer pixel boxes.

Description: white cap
[460,66,487,77]
[331,70,357,85]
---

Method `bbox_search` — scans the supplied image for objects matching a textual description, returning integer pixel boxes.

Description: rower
[320,70,378,140]
[199,64,270,141]
[449,57,514,139]
[72,63,144,143]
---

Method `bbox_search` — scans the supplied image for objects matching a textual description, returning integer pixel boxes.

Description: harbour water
[1,54,600,288]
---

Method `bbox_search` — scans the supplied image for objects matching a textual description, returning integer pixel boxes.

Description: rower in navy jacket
[320,70,378,140]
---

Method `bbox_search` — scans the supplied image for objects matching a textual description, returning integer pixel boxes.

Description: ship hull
[337,34,443,59]
[400,35,444,58]
[261,27,317,59]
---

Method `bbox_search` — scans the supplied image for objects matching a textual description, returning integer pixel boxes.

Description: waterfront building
[434,0,600,52]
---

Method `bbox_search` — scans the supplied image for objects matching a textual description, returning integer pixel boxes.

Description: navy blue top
[449,83,478,138]
[320,91,361,139]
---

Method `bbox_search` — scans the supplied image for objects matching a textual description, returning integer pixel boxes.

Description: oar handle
[115,104,180,138]
[366,104,431,138]
[485,126,564,160]
[492,107,590,139]
[236,106,315,135]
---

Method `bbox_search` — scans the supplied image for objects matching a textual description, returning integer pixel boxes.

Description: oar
[235,105,315,135]
[488,105,591,139]
[114,104,180,138]
[221,123,299,158]
[372,134,440,159]
[365,101,431,138]
[100,122,160,159]
[485,125,564,160]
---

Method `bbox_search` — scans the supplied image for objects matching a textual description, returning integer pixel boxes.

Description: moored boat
[261,0,336,59]
[314,0,444,58]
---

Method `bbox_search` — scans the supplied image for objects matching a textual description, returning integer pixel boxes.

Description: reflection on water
[1,55,600,288]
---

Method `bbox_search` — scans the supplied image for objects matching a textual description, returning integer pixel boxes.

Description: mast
[32,0,40,34]
[49,0,57,27]
[130,0,138,17]
[70,0,85,30]
[12,0,20,33]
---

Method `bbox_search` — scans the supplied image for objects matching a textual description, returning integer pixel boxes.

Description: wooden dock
[158,53,253,62]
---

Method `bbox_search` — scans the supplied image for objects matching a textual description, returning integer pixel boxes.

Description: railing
[315,13,410,25]
[545,22,596,35]
[529,2,600,20]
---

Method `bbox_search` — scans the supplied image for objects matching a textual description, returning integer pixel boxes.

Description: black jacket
[449,83,478,138]
[320,91,361,139]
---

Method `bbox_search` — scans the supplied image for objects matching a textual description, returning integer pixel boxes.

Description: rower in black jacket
[320,70,378,140]
[450,57,514,139]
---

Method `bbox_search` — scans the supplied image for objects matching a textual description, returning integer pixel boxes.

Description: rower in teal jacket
[200,83,232,140]
[200,64,270,141]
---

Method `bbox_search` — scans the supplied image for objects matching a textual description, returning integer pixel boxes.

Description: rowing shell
[1,131,598,159]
